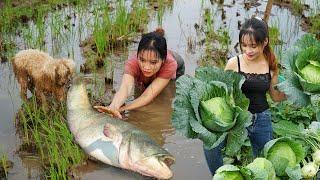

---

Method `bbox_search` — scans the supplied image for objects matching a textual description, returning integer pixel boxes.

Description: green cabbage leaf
[246,158,276,180]
[172,67,251,156]
[277,34,320,110]
[263,137,304,178]
[212,164,252,180]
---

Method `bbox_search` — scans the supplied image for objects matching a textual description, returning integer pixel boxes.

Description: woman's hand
[269,70,287,102]
[94,105,123,119]
[94,74,134,119]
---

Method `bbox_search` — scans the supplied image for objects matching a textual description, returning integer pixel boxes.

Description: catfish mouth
[134,154,175,179]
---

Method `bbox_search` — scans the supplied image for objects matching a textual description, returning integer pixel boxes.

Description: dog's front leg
[27,78,35,92]
[18,77,28,101]
[35,88,48,111]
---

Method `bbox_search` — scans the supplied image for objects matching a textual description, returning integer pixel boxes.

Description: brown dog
[12,49,75,108]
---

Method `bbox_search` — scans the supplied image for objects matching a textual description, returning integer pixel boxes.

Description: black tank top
[237,56,271,113]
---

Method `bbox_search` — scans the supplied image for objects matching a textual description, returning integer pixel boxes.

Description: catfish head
[118,129,175,179]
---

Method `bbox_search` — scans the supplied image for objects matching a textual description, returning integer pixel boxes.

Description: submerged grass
[0,0,87,59]
[0,148,12,179]
[155,0,165,25]
[268,24,284,62]
[92,0,149,52]
[198,8,231,67]
[0,0,86,28]
[81,0,150,73]
[19,7,47,50]
[291,0,305,15]
[17,97,86,179]
[305,1,320,39]
[269,26,283,47]
[0,154,8,178]
[308,14,320,39]
[273,0,305,14]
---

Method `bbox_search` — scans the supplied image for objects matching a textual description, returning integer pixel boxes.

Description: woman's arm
[94,74,134,118]
[224,57,238,71]
[109,74,135,109]
[269,71,287,102]
[120,77,170,111]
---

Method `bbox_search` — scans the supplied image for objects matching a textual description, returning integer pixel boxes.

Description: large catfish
[67,76,175,179]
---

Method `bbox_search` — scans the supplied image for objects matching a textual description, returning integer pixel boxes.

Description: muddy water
[0,0,317,179]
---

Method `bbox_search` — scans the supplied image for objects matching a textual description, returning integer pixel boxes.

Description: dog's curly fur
[12,49,75,107]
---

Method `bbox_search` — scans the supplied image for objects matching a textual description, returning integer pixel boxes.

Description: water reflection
[18,155,42,179]
[74,160,153,180]
[126,81,176,146]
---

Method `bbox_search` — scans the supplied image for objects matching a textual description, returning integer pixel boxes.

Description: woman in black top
[204,17,286,175]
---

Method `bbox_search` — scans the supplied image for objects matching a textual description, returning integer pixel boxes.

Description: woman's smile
[245,53,255,60]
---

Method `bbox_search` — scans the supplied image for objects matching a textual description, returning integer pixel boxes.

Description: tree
[264,0,273,23]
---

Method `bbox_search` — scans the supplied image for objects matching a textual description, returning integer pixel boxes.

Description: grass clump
[0,0,87,61]
[0,146,13,179]
[81,0,149,73]
[17,97,86,179]
[198,8,231,67]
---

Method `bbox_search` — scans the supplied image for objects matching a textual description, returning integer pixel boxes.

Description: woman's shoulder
[164,51,177,65]
[166,50,174,58]
[225,56,239,71]
[157,51,178,79]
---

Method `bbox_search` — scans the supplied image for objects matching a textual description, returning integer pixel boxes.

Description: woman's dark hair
[137,28,167,61]
[239,17,278,73]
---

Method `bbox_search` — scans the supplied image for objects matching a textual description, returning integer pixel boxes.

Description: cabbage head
[277,34,320,109]
[246,158,276,180]
[212,165,247,180]
[263,138,305,178]
[300,61,320,84]
[172,66,251,156]
[200,97,235,132]
[295,46,320,92]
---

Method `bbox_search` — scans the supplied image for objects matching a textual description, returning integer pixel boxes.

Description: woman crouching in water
[95,28,185,119]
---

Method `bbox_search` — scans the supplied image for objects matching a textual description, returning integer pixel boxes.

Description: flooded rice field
[0,0,319,179]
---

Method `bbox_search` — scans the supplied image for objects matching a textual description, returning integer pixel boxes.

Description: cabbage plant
[246,158,276,180]
[212,165,251,180]
[277,34,320,120]
[172,67,251,156]
[200,97,235,132]
[263,137,305,179]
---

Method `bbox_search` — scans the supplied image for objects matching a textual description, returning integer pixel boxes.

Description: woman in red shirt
[94,28,185,118]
